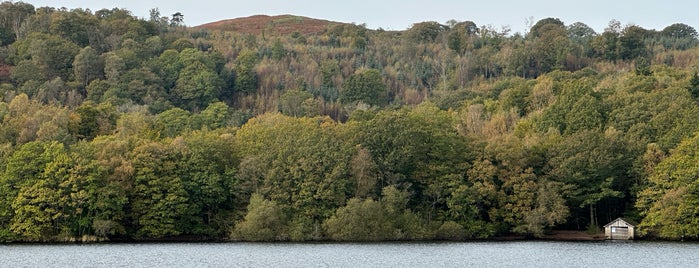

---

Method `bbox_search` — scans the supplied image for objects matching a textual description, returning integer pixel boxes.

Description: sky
[24,0,699,34]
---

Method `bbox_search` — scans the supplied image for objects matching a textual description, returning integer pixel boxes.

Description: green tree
[323,198,393,241]
[271,38,286,60]
[154,108,191,137]
[619,25,649,60]
[406,21,446,43]
[49,8,99,47]
[130,142,189,238]
[279,89,313,117]
[340,68,387,106]
[0,141,68,241]
[73,46,104,87]
[71,101,117,140]
[173,62,223,110]
[0,1,35,42]
[177,131,237,236]
[592,20,621,61]
[529,18,565,38]
[27,33,80,80]
[232,193,287,241]
[10,60,44,86]
[547,130,632,229]
[531,22,570,75]
[637,132,699,239]
[10,178,64,241]
[103,52,126,83]
[317,59,340,101]
[234,49,258,94]
[688,72,699,100]
[235,113,351,237]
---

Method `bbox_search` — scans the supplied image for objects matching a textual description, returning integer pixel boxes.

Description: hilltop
[197,14,344,35]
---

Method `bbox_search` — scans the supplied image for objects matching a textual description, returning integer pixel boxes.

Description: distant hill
[197,14,343,35]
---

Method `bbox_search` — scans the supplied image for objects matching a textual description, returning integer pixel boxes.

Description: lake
[1,241,698,267]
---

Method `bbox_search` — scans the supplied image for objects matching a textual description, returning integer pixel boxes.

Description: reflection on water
[1,241,698,267]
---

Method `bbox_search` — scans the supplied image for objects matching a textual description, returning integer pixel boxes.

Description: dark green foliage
[530,18,565,38]
[635,57,652,76]
[619,25,649,60]
[688,72,699,100]
[233,49,258,95]
[340,68,387,106]
[407,21,447,43]
[72,101,117,140]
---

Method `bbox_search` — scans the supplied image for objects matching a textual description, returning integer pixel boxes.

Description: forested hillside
[0,2,698,242]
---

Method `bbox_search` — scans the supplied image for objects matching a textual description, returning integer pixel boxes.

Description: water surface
[1,241,697,267]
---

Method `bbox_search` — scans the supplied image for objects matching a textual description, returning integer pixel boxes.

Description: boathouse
[604,218,635,240]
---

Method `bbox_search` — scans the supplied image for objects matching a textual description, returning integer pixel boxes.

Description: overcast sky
[25,0,699,34]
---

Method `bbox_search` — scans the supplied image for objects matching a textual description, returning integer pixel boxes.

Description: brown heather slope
[197,14,343,35]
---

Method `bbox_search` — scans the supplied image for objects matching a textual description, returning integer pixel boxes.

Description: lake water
[1,241,698,267]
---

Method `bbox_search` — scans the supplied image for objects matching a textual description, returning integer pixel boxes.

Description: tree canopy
[0,2,697,242]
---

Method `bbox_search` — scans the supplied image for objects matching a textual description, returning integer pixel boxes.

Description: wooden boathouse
[604,218,636,240]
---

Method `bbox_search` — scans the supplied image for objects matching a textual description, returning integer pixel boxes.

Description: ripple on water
[1,241,699,268]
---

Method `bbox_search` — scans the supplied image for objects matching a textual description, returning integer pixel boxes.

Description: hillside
[1,3,699,243]
[197,14,341,35]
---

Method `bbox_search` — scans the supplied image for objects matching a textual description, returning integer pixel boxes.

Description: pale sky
[24,0,699,34]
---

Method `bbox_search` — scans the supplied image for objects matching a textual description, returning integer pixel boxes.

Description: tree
[271,38,286,60]
[130,142,189,238]
[529,18,565,38]
[323,198,393,241]
[195,101,231,129]
[10,60,44,85]
[447,21,478,53]
[234,49,258,94]
[618,25,649,60]
[340,68,387,106]
[592,20,622,61]
[530,21,570,75]
[27,33,80,81]
[661,23,697,39]
[637,132,699,239]
[547,130,631,229]
[73,46,103,87]
[148,8,169,32]
[406,21,446,43]
[232,193,287,241]
[72,101,117,140]
[513,180,569,237]
[103,52,126,82]
[235,113,352,238]
[635,57,652,76]
[0,141,68,241]
[10,178,64,241]
[154,107,191,137]
[49,9,99,47]
[688,72,699,100]
[317,60,340,101]
[279,89,313,117]
[350,146,379,199]
[170,12,184,26]
[177,130,237,236]
[173,62,223,110]
[0,1,35,42]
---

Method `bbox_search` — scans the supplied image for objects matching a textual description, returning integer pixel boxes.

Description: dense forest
[0,2,698,242]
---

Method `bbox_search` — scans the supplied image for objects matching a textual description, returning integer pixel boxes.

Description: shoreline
[0,231,616,244]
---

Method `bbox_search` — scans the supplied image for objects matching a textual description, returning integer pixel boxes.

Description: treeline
[0,2,698,242]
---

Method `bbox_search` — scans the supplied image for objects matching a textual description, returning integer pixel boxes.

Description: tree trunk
[589,204,598,228]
